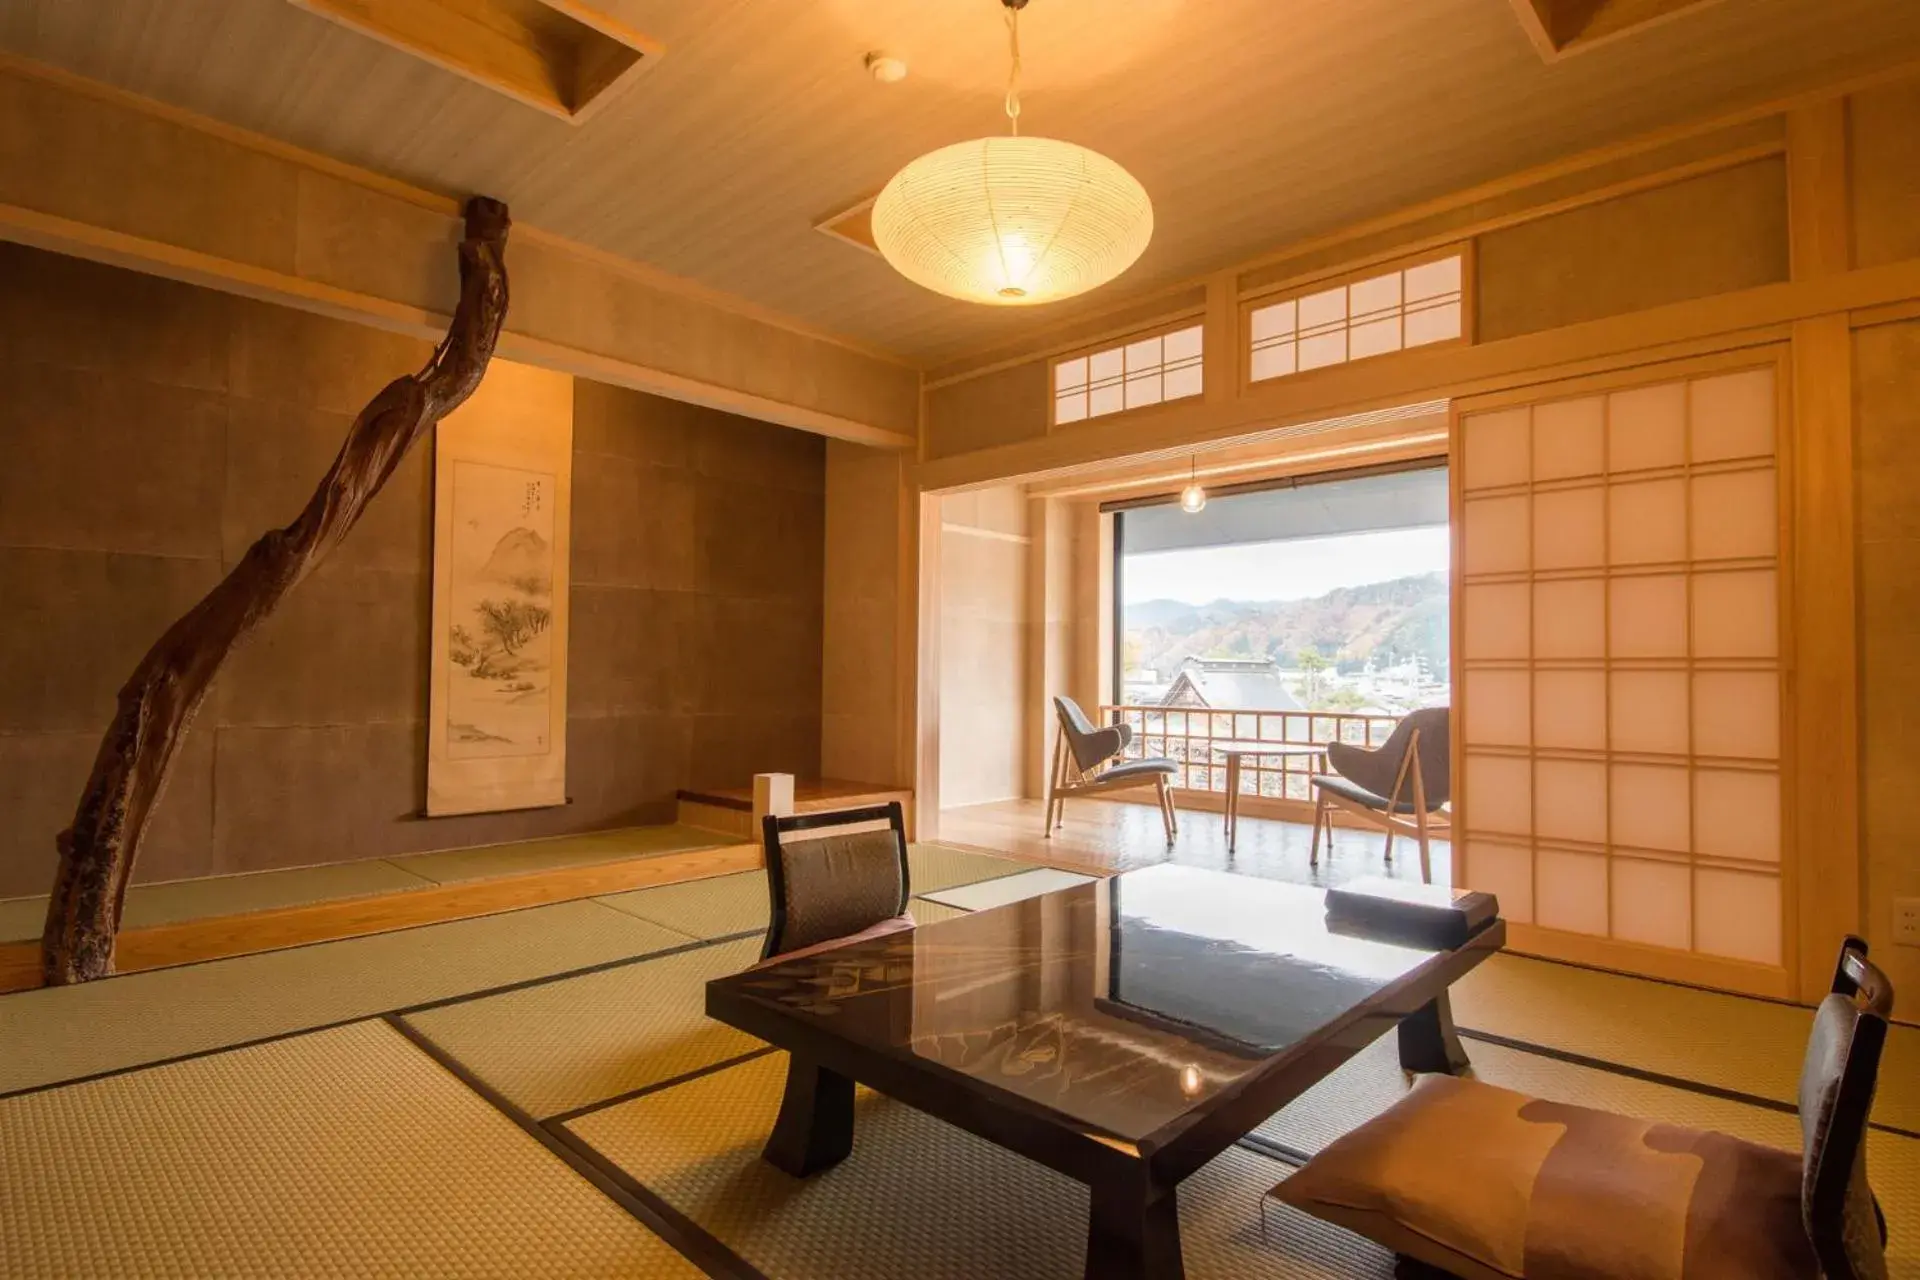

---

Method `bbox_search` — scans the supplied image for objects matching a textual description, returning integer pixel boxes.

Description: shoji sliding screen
[1454,354,1788,991]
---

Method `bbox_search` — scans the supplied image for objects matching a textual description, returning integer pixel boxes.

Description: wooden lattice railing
[1098,705,1403,802]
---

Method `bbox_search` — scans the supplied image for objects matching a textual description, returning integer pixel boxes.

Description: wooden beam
[0,55,920,448]
[914,253,1920,492]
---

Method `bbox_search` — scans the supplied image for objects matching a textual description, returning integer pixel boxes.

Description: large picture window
[1110,463,1450,802]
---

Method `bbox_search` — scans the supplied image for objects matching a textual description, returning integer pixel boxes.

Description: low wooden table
[1207,740,1327,852]
[707,865,1504,1280]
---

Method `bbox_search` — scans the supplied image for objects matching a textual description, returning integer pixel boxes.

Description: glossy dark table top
[708,864,1503,1151]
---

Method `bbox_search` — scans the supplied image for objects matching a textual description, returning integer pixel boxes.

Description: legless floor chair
[1271,936,1895,1280]
[1045,696,1180,842]
[1310,706,1451,884]
[760,802,914,962]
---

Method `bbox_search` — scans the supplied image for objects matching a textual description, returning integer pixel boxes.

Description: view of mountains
[1125,572,1450,679]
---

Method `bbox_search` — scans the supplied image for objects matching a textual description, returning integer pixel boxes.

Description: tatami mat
[907,842,1038,894]
[567,1051,1398,1279]
[596,844,1024,940]
[403,937,766,1119]
[0,858,434,942]
[389,824,729,884]
[1452,952,1920,1132]
[0,824,737,943]
[0,1020,701,1279]
[921,867,1095,911]
[598,869,770,938]
[0,898,691,1096]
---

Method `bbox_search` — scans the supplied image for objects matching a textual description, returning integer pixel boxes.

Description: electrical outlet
[1896,898,1920,946]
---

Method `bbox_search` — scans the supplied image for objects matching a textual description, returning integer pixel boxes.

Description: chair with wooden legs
[1045,695,1181,842]
[1309,706,1451,883]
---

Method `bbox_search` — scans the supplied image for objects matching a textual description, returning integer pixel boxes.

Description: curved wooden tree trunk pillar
[40,197,513,985]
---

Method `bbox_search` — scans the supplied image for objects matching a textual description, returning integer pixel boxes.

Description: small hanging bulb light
[1179,457,1207,514]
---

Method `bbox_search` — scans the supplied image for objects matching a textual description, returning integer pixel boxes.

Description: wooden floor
[936,796,1454,888]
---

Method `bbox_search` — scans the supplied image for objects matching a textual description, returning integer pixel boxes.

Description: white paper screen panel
[1054,324,1203,425]
[1249,254,1463,383]
[1456,366,1782,968]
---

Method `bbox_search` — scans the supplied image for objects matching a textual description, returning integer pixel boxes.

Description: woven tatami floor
[1452,951,1920,1134]
[0,898,692,1096]
[402,936,769,1119]
[4,859,1915,1279]
[595,843,1031,940]
[0,823,736,942]
[566,1051,1399,1280]
[0,1020,702,1279]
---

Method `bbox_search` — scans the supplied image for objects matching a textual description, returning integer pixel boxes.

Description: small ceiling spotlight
[865,52,908,83]
[1179,458,1207,514]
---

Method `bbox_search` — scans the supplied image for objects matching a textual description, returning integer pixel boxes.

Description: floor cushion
[1269,1073,1818,1280]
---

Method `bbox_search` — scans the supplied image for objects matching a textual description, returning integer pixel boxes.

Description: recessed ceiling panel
[288,0,660,122]
[1508,0,1724,59]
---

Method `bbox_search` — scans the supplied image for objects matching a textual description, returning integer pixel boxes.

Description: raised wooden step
[676,778,915,839]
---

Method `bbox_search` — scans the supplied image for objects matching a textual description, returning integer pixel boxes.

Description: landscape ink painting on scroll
[446,461,556,760]
[427,361,573,816]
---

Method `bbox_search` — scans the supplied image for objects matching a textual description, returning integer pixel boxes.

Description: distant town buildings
[1123,652,1448,716]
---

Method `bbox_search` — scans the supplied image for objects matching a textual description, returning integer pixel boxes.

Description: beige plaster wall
[1474,158,1791,341]
[820,440,913,787]
[937,488,1031,809]
[0,244,824,897]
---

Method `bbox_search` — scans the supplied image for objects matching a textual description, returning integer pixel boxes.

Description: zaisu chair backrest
[760,802,911,961]
[1798,935,1894,1280]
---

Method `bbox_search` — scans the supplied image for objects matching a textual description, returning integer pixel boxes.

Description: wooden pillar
[1784,100,1860,1002]
[911,490,942,841]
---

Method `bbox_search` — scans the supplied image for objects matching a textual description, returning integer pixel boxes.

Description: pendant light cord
[1004,4,1022,136]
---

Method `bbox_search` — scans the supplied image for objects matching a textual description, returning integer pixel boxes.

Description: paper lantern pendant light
[871,0,1153,306]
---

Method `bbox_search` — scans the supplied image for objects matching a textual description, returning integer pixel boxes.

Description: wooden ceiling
[1507,0,1725,59]
[3,0,1918,368]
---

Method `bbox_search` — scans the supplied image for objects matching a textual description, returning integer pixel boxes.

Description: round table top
[1205,740,1328,756]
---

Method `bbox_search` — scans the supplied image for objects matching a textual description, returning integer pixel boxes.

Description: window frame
[1238,243,1475,391]
[1048,315,1208,431]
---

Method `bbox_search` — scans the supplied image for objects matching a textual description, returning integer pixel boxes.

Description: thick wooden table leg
[1085,1178,1185,1280]
[762,1055,854,1176]
[1398,991,1471,1075]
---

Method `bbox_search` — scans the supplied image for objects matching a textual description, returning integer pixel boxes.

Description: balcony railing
[1099,705,1403,802]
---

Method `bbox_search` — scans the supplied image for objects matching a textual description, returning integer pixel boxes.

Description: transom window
[1054,323,1203,425]
[1249,254,1464,383]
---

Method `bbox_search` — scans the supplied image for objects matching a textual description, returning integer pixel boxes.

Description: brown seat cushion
[1270,1074,1818,1280]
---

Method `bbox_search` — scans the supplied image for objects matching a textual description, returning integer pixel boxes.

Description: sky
[1123,524,1450,606]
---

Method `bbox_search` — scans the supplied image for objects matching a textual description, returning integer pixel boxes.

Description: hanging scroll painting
[427,360,573,815]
